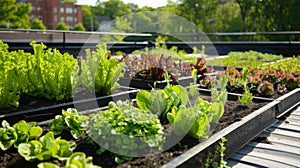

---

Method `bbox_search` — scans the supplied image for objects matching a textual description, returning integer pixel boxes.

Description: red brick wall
[19,0,83,30]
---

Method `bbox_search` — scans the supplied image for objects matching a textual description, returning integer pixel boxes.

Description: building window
[54,7,57,13]
[37,7,42,12]
[54,15,58,22]
[60,17,65,22]
[38,15,43,20]
[74,17,77,22]
[66,16,73,22]
[31,6,35,11]
[66,7,73,14]
[74,8,77,14]
[60,7,64,13]
[30,15,35,20]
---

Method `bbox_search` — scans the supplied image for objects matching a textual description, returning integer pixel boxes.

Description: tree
[56,22,69,30]
[31,18,46,30]
[95,0,132,20]
[177,0,219,33]
[158,0,179,14]
[0,0,15,21]
[74,23,85,31]
[0,0,31,29]
[82,5,99,31]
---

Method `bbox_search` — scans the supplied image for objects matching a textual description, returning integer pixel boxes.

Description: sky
[76,0,172,8]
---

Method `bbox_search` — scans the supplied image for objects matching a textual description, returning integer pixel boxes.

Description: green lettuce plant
[0,120,42,151]
[26,41,78,100]
[49,108,89,139]
[87,100,165,161]
[0,41,28,108]
[38,152,101,168]
[18,132,76,161]
[136,84,188,118]
[78,44,125,94]
[0,120,17,150]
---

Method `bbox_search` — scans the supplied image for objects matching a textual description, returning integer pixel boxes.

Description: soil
[0,94,270,168]
[0,88,131,115]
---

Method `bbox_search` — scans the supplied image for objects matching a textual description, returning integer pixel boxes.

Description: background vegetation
[1,0,300,41]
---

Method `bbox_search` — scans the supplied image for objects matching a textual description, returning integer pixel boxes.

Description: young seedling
[237,67,253,106]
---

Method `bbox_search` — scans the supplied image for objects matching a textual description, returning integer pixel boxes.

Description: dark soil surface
[0,87,136,125]
[0,94,270,168]
[0,87,131,115]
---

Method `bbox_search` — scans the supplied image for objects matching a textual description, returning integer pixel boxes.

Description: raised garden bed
[161,88,300,168]
[0,88,283,168]
[0,87,138,124]
[206,50,284,68]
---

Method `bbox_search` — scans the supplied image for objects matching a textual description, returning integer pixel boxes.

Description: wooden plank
[227,159,263,168]
[246,142,300,155]
[237,146,300,167]
[230,153,295,168]
[271,122,300,133]
[264,127,300,139]
[260,131,300,147]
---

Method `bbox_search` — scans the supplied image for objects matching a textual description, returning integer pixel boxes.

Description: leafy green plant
[18,132,76,161]
[258,80,274,96]
[38,152,101,168]
[0,120,42,151]
[26,41,78,100]
[205,137,230,168]
[13,120,43,148]
[237,67,253,106]
[78,44,125,94]
[49,108,89,139]
[167,98,212,139]
[87,100,165,160]
[0,120,17,150]
[260,56,300,73]
[0,41,28,108]
[207,50,283,68]
[136,84,189,118]
[280,72,300,90]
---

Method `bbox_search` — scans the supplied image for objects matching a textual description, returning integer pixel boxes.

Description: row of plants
[206,50,283,68]
[0,40,124,109]
[0,118,99,168]
[200,66,300,100]
[0,74,228,167]
[119,52,207,82]
[259,56,300,73]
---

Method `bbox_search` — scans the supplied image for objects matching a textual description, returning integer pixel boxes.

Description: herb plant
[78,44,125,94]
[205,137,230,168]
[18,132,76,161]
[237,68,253,106]
[87,100,165,160]
[49,108,89,139]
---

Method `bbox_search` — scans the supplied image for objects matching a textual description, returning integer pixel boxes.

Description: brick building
[17,0,82,30]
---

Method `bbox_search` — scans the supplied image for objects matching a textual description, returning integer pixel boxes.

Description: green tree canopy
[74,23,85,31]
[82,5,99,31]
[31,18,46,30]
[0,0,31,29]
[56,22,69,30]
